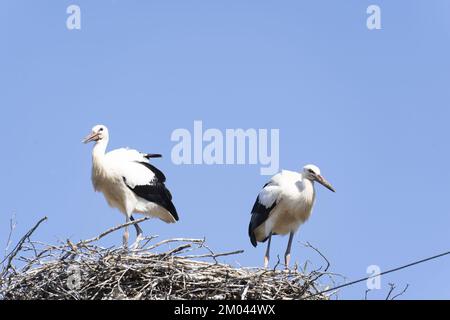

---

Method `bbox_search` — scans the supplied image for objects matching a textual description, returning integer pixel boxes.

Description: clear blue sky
[1,0,450,299]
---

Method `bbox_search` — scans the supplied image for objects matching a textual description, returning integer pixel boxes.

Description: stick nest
[0,217,336,300]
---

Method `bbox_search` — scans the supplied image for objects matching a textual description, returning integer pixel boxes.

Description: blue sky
[1,0,450,299]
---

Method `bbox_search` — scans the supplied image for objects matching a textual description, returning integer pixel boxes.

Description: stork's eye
[99,128,104,132]
[308,169,315,174]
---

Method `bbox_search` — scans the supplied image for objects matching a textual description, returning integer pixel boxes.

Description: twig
[391,284,409,300]
[78,217,150,246]
[146,238,205,251]
[4,214,17,259]
[1,216,48,276]
[180,250,244,260]
[385,283,396,300]
[304,242,330,272]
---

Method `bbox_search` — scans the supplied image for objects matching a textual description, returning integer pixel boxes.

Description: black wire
[306,250,450,299]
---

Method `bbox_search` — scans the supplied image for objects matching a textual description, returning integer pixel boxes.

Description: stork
[248,164,335,268]
[83,125,179,249]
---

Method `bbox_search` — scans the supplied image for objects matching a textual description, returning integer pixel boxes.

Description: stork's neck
[303,177,315,190]
[92,139,108,166]
[301,176,316,201]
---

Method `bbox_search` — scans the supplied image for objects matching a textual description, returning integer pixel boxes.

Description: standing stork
[248,164,335,268]
[83,124,179,249]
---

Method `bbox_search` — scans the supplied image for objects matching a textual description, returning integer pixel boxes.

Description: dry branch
[0,217,334,300]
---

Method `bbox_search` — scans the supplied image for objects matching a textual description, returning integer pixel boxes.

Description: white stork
[83,125,179,248]
[248,164,335,268]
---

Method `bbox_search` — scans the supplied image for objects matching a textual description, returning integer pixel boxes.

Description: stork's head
[303,164,335,192]
[82,125,109,144]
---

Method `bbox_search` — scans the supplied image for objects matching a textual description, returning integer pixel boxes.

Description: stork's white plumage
[248,164,335,268]
[83,125,179,248]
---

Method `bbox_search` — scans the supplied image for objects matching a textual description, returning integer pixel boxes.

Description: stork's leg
[284,232,295,269]
[123,215,130,249]
[130,215,144,250]
[264,233,273,269]
[130,215,143,237]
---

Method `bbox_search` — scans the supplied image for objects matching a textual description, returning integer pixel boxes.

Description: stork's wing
[121,161,178,221]
[107,148,162,163]
[248,178,282,247]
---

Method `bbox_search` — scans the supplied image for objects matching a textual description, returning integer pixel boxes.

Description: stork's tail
[144,153,162,159]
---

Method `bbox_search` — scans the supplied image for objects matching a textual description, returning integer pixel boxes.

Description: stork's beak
[82,132,100,144]
[316,175,335,192]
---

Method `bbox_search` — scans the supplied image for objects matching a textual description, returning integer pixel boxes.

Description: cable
[306,250,450,299]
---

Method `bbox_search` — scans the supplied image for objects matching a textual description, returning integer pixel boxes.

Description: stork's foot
[284,253,291,270]
[264,255,270,269]
[122,229,130,249]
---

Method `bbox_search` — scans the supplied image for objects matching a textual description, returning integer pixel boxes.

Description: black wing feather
[248,183,277,247]
[123,162,178,221]
[128,183,179,221]
[137,161,166,183]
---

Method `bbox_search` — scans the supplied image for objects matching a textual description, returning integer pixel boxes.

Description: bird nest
[0,217,337,300]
